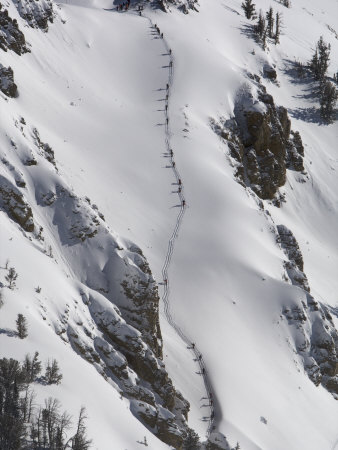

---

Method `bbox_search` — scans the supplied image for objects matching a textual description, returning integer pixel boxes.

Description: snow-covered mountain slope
[0,0,337,448]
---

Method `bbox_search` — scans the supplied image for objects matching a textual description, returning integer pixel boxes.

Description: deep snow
[0,0,338,448]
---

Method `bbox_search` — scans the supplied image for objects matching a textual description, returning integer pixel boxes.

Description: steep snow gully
[110,1,217,440]
[131,3,216,439]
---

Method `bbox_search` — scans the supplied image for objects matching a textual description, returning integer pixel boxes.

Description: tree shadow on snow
[288,106,327,124]
[0,328,17,337]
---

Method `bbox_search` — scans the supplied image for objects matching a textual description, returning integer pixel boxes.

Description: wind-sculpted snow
[0,103,193,447]
[1,0,338,448]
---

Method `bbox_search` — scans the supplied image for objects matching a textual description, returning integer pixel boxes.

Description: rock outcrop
[0,2,29,54]
[15,0,54,31]
[150,0,199,13]
[0,65,17,97]
[0,174,34,232]
[277,225,338,398]
[211,81,305,203]
[2,114,193,448]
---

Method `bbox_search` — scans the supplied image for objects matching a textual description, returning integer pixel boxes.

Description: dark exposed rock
[0,64,17,97]
[212,82,305,201]
[0,3,29,54]
[277,225,304,271]
[286,130,305,172]
[120,269,162,358]
[147,0,199,13]
[263,64,277,81]
[24,157,37,166]
[15,0,54,31]
[0,174,34,232]
[324,376,338,394]
[32,127,56,168]
[89,289,190,447]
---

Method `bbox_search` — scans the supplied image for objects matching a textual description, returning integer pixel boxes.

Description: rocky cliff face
[15,0,54,31]
[0,64,17,97]
[0,2,29,54]
[0,115,193,448]
[211,77,337,400]
[277,225,338,397]
[211,79,305,204]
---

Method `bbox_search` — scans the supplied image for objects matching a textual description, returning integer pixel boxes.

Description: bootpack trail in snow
[116,1,217,440]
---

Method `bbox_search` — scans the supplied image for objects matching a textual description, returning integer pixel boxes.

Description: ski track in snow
[127,2,216,439]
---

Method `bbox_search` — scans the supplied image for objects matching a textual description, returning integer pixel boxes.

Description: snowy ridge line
[132,4,216,439]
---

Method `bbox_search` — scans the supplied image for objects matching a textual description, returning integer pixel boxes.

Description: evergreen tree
[310,36,331,81]
[320,81,337,122]
[71,407,91,450]
[241,0,256,19]
[183,428,200,449]
[0,358,25,450]
[255,10,266,39]
[45,359,63,385]
[266,7,274,38]
[22,352,41,383]
[16,314,28,339]
[333,71,338,84]
[274,12,282,44]
[6,267,18,289]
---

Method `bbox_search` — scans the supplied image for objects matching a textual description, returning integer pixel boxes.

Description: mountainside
[0,0,337,449]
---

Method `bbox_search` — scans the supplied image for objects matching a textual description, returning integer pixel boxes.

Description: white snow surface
[0,0,338,449]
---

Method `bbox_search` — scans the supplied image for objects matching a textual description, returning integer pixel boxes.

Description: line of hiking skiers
[116,1,130,11]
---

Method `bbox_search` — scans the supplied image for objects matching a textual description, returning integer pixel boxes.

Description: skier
[166,117,169,125]
[170,149,173,157]
[190,343,195,349]
[169,60,173,68]
[198,353,202,360]
[164,278,167,286]
[165,104,168,112]
[169,49,172,55]
[178,178,182,185]
[166,83,169,91]
[202,368,205,375]
[178,186,182,193]
[182,199,186,207]
[166,93,169,100]
[172,161,175,168]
